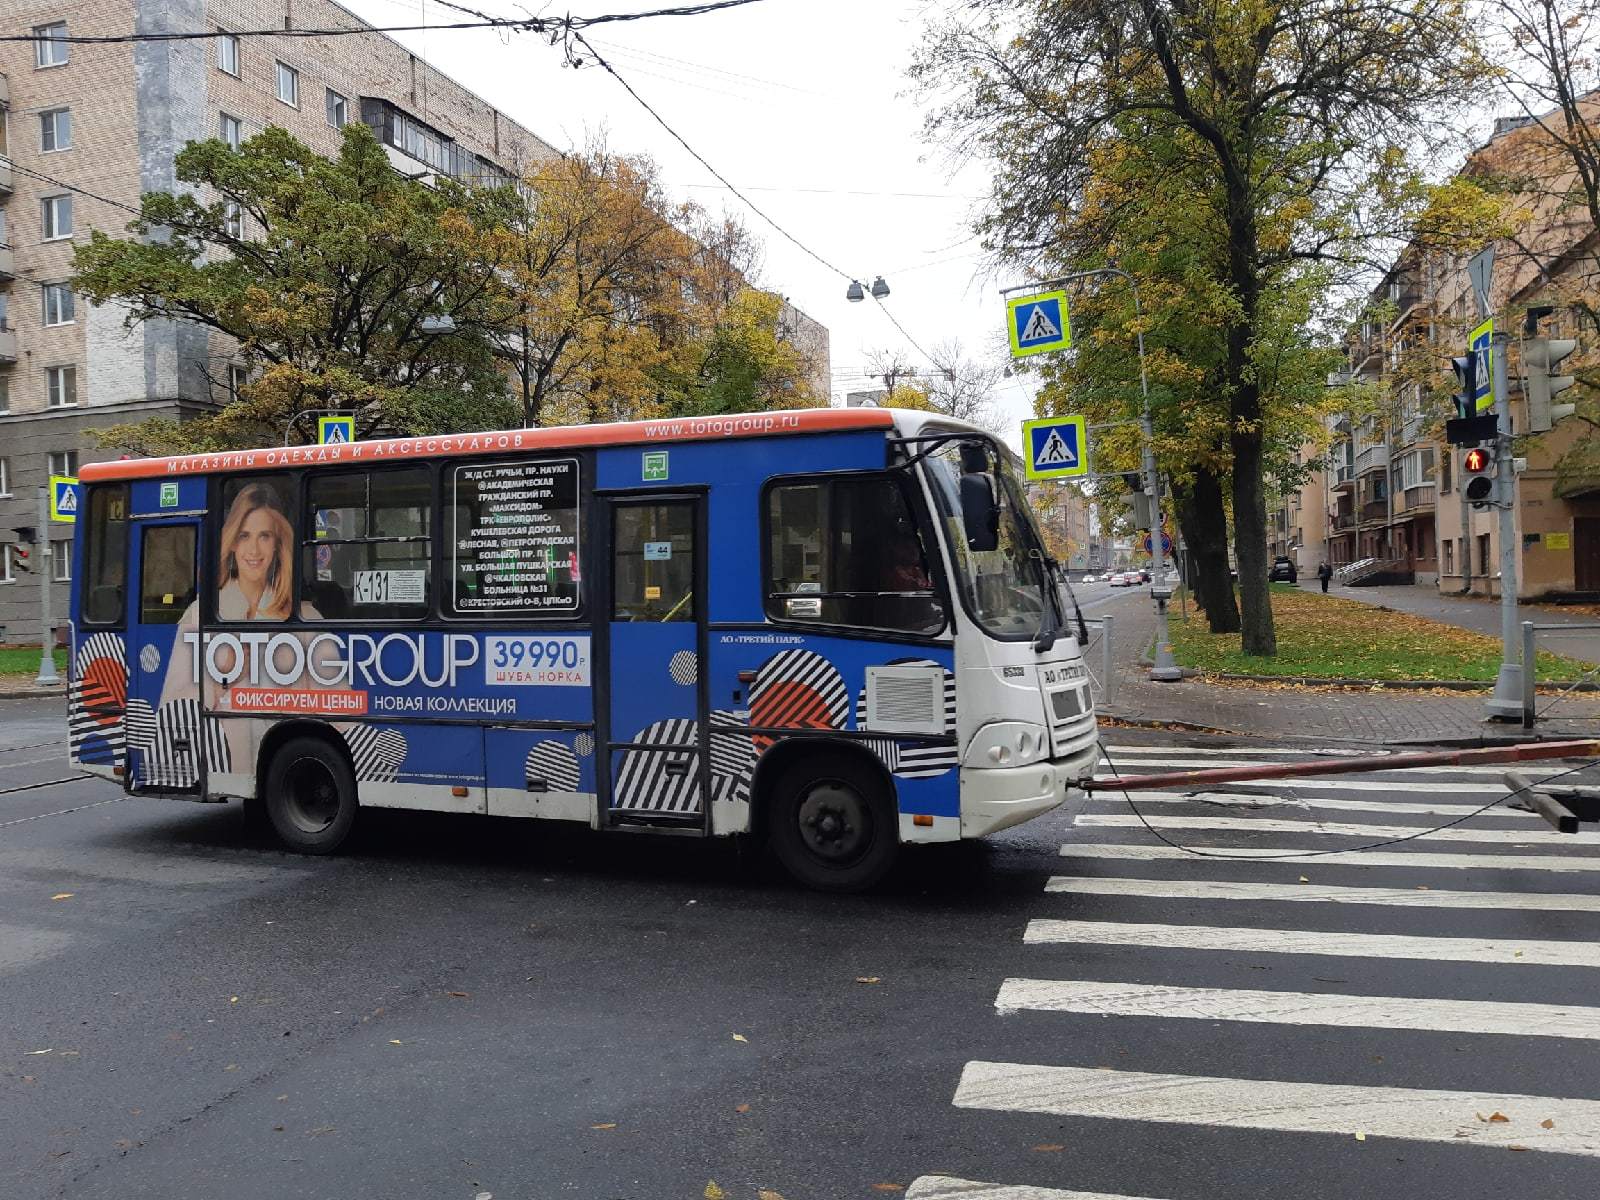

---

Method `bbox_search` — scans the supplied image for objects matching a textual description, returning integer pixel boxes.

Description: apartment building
[1292,107,1599,599]
[0,0,568,636]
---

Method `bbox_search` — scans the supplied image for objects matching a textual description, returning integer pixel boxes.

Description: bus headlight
[965,721,1049,768]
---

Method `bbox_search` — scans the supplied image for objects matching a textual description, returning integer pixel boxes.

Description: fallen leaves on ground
[704,1183,726,1200]
[50,893,74,901]
[590,1123,616,1131]
[854,977,881,985]
[731,1033,748,1043]
[1032,1143,1065,1152]
[1477,1111,1511,1123]
[757,1190,787,1200]
[871,1186,905,1193]
[1542,1118,1556,1129]
[735,1104,751,1114]
[446,991,470,999]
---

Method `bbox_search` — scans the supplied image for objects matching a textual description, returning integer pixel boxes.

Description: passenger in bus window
[217,483,295,621]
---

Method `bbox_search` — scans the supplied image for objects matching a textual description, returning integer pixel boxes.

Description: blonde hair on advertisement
[218,482,294,620]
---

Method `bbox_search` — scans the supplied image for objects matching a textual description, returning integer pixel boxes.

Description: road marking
[907,1179,1168,1200]
[1074,813,1585,844]
[1100,748,1561,778]
[1044,875,1600,911]
[995,978,1600,1039]
[952,1061,1600,1156]
[1093,774,1504,794]
[1105,790,1535,817]
[1059,842,1600,871]
[1023,919,1600,967]
[1104,745,1384,757]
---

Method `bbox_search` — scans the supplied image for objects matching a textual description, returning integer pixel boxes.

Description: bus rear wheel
[767,755,897,892]
[264,736,358,855]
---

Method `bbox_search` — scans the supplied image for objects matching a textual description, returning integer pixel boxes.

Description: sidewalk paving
[1092,592,1600,747]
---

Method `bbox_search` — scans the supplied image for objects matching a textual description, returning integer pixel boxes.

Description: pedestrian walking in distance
[1317,561,1332,593]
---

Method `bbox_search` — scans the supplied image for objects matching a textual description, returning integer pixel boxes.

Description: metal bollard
[1101,614,1116,706]
[1522,620,1536,731]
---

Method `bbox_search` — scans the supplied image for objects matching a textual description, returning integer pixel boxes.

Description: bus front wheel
[767,756,897,892]
[263,736,358,855]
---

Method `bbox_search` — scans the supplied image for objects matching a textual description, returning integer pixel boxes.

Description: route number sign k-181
[1007,290,1071,358]
[1021,416,1089,481]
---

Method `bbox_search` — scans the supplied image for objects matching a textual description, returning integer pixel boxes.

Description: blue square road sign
[1021,416,1089,480]
[1007,290,1071,358]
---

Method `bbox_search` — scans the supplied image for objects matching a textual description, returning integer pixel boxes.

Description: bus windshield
[922,439,1058,640]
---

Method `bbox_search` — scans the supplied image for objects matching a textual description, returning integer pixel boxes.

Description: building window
[41,195,73,241]
[217,31,239,76]
[0,457,10,497]
[1443,539,1454,575]
[40,108,71,153]
[49,450,80,478]
[227,363,248,401]
[53,540,71,582]
[220,113,242,151]
[326,89,348,129]
[1440,450,1453,493]
[1477,533,1492,577]
[1,545,16,585]
[275,61,299,107]
[43,285,76,327]
[223,201,244,239]
[0,377,8,414]
[47,366,78,408]
[34,22,69,69]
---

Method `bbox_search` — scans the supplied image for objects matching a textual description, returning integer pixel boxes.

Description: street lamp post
[1000,268,1182,683]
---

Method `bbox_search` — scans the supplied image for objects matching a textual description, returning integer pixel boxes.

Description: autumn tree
[865,342,1005,430]
[73,123,518,453]
[916,0,1482,654]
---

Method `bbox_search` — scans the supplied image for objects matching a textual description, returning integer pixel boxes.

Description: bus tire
[766,755,897,892]
[263,736,358,855]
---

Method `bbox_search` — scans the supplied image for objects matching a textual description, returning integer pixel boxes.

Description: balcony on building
[1397,483,1436,514]
[1332,511,1356,531]
[0,242,12,281]
[1360,498,1389,525]
[1355,442,1389,477]
[359,97,519,192]
[1332,458,1356,491]
[0,321,16,363]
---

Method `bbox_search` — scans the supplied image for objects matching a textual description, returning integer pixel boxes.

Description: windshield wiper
[1053,558,1091,647]
[1029,548,1059,652]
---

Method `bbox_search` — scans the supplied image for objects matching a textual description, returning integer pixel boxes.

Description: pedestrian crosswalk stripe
[907,1179,1168,1200]
[1074,813,1585,843]
[1060,842,1600,870]
[1023,919,1600,967]
[994,978,1600,1040]
[951,1061,1600,1156]
[1044,875,1600,911]
[1093,774,1504,794]
[1104,790,1536,816]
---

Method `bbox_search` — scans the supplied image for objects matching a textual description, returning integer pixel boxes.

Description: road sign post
[1001,269,1180,682]
[35,486,60,688]
[1486,325,1523,720]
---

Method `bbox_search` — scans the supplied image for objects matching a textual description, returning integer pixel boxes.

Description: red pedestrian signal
[1463,446,1496,507]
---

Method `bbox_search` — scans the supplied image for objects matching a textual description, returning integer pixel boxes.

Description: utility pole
[35,487,60,688]
[1484,326,1522,719]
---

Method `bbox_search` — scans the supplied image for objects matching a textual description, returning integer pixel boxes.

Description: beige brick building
[0,1,829,639]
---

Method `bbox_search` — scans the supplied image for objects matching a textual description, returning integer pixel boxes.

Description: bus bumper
[959,747,1098,839]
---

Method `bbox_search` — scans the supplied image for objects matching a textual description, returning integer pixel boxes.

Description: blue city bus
[67,408,1098,890]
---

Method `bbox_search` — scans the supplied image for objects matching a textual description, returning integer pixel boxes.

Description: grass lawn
[1168,585,1588,682]
[0,648,67,677]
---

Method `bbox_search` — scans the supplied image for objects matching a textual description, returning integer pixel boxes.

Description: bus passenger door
[603,496,708,828]
[125,518,205,795]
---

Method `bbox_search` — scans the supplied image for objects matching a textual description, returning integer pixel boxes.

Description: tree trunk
[1230,399,1277,656]
[1175,467,1239,633]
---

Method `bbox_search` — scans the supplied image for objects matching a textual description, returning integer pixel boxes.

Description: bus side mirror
[959,472,999,552]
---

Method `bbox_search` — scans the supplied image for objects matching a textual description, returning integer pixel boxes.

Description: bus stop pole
[35,486,60,688]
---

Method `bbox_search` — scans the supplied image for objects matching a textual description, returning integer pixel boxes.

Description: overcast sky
[343,0,1037,448]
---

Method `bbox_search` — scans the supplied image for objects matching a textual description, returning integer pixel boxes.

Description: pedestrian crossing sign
[1007,290,1071,358]
[318,415,355,445]
[49,475,80,523]
[1021,416,1088,480]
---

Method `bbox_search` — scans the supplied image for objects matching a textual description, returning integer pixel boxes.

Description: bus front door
[124,518,205,795]
[604,496,708,827]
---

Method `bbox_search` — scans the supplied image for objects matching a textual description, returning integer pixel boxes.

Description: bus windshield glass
[922,439,1057,640]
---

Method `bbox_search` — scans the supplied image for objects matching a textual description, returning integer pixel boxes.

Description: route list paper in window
[451,459,581,613]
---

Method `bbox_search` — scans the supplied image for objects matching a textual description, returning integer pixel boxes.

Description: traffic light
[1463,446,1496,508]
[1450,352,1478,420]
[1523,334,1578,433]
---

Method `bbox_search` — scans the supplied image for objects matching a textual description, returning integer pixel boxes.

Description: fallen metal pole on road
[1080,739,1600,793]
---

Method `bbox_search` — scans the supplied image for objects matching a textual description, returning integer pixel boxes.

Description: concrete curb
[0,686,68,700]
[1208,672,1597,692]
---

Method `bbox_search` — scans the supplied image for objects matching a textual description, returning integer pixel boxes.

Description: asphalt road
[4,696,1599,1200]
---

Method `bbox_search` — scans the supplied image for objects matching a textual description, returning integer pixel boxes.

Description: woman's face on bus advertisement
[234,508,277,586]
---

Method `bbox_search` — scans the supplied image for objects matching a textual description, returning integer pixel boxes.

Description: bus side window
[302,468,431,620]
[82,484,129,625]
[765,475,944,635]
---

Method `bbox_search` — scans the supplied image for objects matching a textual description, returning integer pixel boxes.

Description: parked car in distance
[1269,556,1298,583]
[1081,573,1099,584]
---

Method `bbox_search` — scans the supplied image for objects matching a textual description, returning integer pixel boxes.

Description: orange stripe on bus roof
[78,408,896,483]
